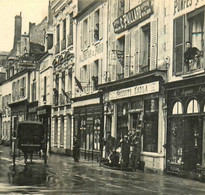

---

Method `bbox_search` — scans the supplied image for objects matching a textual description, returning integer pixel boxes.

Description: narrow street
[0,145,205,194]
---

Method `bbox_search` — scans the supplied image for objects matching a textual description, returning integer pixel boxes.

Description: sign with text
[109,81,159,100]
[113,0,153,33]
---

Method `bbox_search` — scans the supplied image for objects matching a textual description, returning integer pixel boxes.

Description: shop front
[73,93,103,161]
[166,77,205,179]
[99,70,166,172]
[27,101,38,121]
[37,105,51,152]
[9,100,28,138]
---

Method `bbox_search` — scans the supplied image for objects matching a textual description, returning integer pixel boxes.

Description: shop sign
[109,81,159,100]
[113,0,153,33]
[174,0,203,14]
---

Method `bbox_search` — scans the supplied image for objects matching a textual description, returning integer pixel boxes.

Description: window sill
[182,69,205,78]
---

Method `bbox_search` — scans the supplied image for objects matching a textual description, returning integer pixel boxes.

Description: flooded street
[1,145,205,194]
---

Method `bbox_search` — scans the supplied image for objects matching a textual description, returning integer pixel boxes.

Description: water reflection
[8,163,48,186]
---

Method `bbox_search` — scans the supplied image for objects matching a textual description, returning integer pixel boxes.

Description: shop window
[187,99,199,114]
[54,117,58,145]
[172,101,183,115]
[94,118,101,150]
[143,98,158,152]
[80,119,86,148]
[60,116,64,146]
[140,24,150,72]
[167,118,183,165]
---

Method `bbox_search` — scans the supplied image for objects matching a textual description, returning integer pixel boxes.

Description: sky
[0,0,49,52]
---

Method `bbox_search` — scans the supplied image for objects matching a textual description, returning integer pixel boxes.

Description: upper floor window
[141,24,150,72]
[83,19,88,49]
[118,0,125,17]
[94,10,100,41]
[63,19,66,40]
[116,36,125,79]
[173,9,204,76]
[56,24,60,44]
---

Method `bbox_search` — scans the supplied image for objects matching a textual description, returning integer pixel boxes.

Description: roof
[18,120,43,125]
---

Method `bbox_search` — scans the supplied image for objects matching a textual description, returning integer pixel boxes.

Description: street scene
[1,145,205,194]
[1,0,205,193]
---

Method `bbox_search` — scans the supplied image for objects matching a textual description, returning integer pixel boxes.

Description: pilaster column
[112,103,117,138]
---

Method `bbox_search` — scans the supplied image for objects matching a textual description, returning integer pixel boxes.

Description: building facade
[72,0,108,160]
[50,0,75,155]
[165,0,205,178]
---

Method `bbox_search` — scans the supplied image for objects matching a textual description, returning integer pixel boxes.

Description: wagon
[11,121,48,165]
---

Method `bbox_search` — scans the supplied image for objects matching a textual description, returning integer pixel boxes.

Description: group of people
[104,130,142,169]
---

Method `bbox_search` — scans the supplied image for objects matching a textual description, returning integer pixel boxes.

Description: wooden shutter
[150,19,158,70]
[134,29,140,74]
[99,7,103,39]
[173,16,184,75]
[90,13,94,44]
[125,33,131,77]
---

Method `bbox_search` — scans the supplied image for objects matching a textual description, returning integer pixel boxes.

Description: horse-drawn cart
[11,121,48,165]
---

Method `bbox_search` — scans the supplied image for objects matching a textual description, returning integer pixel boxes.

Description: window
[54,117,58,145]
[63,19,66,40]
[116,36,125,79]
[83,19,88,48]
[60,116,64,146]
[141,24,150,72]
[187,99,199,113]
[31,82,36,101]
[143,98,158,152]
[80,118,86,148]
[81,65,87,82]
[118,0,125,16]
[56,24,60,44]
[172,101,183,115]
[92,60,99,90]
[94,118,101,150]
[94,10,99,41]
[43,76,47,102]
[174,9,204,75]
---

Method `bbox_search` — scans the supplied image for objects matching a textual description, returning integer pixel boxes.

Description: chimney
[11,12,22,56]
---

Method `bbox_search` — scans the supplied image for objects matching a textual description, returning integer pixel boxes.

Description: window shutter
[134,29,140,74]
[125,33,131,78]
[99,7,103,39]
[90,13,94,44]
[174,16,184,75]
[80,22,83,50]
[150,19,158,70]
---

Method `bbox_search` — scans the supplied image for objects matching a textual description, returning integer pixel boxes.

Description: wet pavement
[1,145,205,194]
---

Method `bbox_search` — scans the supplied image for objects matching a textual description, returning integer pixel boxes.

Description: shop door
[183,116,201,171]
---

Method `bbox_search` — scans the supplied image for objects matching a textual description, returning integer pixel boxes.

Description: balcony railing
[55,43,60,54]
[67,34,73,47]
[117,72,124,80]
[59,94,65,105]
[61,39,66,51]
[65,91,72,104]
[53,94,58,106]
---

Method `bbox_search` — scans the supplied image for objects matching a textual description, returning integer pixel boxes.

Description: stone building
[50,0,75,155]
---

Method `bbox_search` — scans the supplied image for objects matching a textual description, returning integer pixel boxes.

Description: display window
[143,98,158,152]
